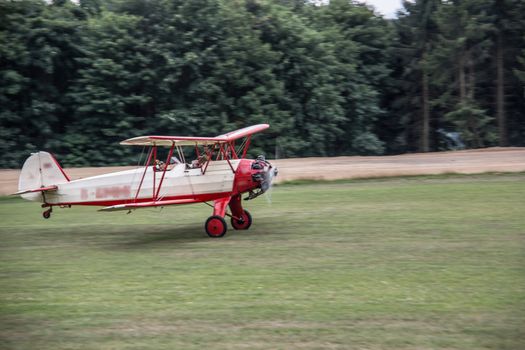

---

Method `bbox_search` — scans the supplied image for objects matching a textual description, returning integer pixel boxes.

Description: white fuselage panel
[42,160,240,204]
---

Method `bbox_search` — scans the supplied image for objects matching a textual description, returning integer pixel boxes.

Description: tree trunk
[467,55,482,148]
[459,52,466,102]
[421,67,430,152]
[496,33,507,146]
[467,54,475,100]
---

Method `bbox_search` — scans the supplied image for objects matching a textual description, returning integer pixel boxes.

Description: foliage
[0,0,88,167]
[0,0,524,167]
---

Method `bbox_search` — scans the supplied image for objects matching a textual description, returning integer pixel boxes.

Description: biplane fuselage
[16,124,276,237]
[23,160,253,206]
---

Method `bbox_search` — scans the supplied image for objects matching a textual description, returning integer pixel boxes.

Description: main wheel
[205,215,227,238]
[231,210,252,230]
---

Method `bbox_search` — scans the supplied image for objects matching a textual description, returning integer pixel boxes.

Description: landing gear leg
[43,207,52,219]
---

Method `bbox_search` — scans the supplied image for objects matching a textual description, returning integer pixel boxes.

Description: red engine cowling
[232,158,277,199]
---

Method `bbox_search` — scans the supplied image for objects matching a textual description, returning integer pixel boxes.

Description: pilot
[154,159,166,171]
[191,154,208,168]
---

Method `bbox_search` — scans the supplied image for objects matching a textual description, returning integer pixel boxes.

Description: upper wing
[120,124,269,147]
[120,136,224,147]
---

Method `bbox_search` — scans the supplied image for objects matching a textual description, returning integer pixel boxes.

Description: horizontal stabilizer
[13,185,58,195]
[98,199,197,212]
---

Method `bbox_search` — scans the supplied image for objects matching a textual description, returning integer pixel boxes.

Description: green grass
[1,174,524,349]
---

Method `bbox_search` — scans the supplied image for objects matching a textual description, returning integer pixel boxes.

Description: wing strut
[133,146,154,202]
[155,142,175,199]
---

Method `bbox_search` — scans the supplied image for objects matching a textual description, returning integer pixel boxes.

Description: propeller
[263,162,277,205]
[245,155,278,201]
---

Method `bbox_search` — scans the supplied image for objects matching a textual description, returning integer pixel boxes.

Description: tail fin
[18,152,70,197]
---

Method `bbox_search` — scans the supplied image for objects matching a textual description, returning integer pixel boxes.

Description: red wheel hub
[207,218,224,236]
[205,216,227,237]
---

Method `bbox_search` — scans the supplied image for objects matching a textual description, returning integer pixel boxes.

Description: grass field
[1,173,524,349]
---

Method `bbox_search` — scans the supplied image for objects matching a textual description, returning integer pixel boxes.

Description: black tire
[231,209,252,230]
[42,210,51,219]
[205,215,227,238]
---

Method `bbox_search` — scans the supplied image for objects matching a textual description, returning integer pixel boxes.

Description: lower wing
[98,198,197,212]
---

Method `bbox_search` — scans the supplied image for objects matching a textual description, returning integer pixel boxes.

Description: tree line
[1,0,524,168]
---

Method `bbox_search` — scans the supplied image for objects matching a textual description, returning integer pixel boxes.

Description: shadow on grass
[25,223,211,251]
[109,219,284,250]
[114,224,208,249]
[6,209,284,252]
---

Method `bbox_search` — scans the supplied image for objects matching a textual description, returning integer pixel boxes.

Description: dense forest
[1,0,524,167]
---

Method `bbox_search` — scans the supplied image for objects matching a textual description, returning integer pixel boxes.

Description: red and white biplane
[15,124,277,237]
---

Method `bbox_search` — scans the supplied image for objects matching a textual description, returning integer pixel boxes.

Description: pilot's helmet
[256,155,266,162]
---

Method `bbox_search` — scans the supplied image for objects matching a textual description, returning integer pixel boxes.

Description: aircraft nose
[250,158,276,191]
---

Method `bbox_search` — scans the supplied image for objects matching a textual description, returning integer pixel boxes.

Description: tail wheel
[205,216,227,238]
[231,210,252,230]
[42,208,52,219]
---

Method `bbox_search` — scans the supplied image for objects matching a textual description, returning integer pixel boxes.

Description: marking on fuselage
[95,185,131,199]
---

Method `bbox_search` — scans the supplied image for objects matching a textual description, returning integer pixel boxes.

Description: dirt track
[1,147,524,195]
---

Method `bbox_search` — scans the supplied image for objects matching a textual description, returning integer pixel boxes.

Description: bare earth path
[1,147,524,195]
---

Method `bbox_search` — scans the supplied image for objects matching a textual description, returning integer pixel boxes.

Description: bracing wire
[236,137,248,158]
